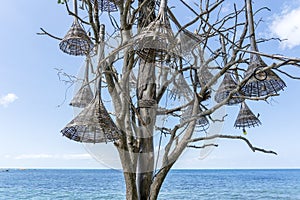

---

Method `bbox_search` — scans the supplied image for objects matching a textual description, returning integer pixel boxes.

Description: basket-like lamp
[234,102,261,129]
[215,73,243,105]
[59,0,94,56]
[134,0,180,63]
[69,57,94,108]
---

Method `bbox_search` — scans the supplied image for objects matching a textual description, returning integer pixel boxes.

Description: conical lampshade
[214,73,243,105]
[134,0,180,63]
[181,104,209,132]
[62,92,120,143]
[69,82,93,108]
[234,102,261,129]
[70,58,94,108]
[59,20,94,56]
[169,74,193,101]
[241,59,286,97]
[197,65,214,87]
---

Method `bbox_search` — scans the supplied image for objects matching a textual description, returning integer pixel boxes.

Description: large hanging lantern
[134,0,181,63]
[234,102,261,130]
[59,0,94,56]
[61,91,120,143]
[214,73,243,105]
[69,57,94,108]
[241,0,286,97]
[241,57,286,97]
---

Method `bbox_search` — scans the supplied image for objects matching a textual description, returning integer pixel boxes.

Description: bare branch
[187,144,219,149]
[189,134,277,155]
[37,28,62,40]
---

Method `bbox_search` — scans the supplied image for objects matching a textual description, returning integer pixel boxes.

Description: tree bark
[136,60,156,200]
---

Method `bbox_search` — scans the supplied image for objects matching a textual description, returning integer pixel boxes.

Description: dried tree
[41,0,300,199]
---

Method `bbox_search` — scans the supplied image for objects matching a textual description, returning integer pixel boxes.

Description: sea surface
[0,169,299,199]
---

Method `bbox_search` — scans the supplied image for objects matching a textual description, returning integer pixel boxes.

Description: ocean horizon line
[1,167,300,171]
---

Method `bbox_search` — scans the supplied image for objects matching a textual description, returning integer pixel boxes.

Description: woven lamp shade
[214,73,243,105]
[169,75,193,100]
[62,93,120,143]
[179,30,202,57]
[70,57,94,108]
[197,65,214,87]
[234,102,261,129]
[69,82,93,108]
[134,0,180,63]
[181,105,209,132]
[134,21,180,63]
[59,20,94,56]
[91,0,118,12]
[241,59,286,97]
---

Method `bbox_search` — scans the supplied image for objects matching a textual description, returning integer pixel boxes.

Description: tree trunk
[136,60,156,199]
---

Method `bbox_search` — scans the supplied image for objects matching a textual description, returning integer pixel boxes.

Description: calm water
[0,169,299,199]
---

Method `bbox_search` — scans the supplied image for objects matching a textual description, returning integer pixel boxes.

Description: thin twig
[37,28,62,40]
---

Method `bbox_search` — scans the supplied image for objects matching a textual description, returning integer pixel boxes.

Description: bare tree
[41,0,300,199]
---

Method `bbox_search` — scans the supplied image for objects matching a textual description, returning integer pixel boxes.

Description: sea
[0,169,299,199]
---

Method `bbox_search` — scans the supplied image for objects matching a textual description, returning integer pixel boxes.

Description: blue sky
[1,0,300,169]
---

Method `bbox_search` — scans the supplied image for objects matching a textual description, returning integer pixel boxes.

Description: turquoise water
[0,169,299,199]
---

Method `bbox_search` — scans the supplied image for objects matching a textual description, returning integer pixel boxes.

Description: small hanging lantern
[59,0,94,56]
[90,0,118,12]
[69,57,94,108]
[214,73,243,105]
[197,64,214,87]
[169,74,193,101]
[234,102,261,130]
[134,0,181,63]
[181,104,209,132]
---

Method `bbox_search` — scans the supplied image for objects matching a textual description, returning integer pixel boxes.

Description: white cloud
[0,93,18,107]
[13,153,92,160]
[270,6,300,49]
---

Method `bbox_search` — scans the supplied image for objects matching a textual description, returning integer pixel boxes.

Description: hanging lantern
[241,57,286,97]
[61,92,120,143]
[169,74,193,101]
[241,0,286,97]
[69,57,94,108]
[134,0,181,63]
[197,64,214,87]
[214,73,243,105]
[181,104,209,132]
[59,0,94,56]
[90,0,118,12]
[234,102,261,129]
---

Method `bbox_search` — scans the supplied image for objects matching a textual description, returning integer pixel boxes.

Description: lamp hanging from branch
[59,0,94,56]
[234,101,261,134]
[169,74,194,101]
[134,0,181,63]
[241,0,286,97]
[181,104,209,132]
[69,56,94,108]
[214,73,243,105]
